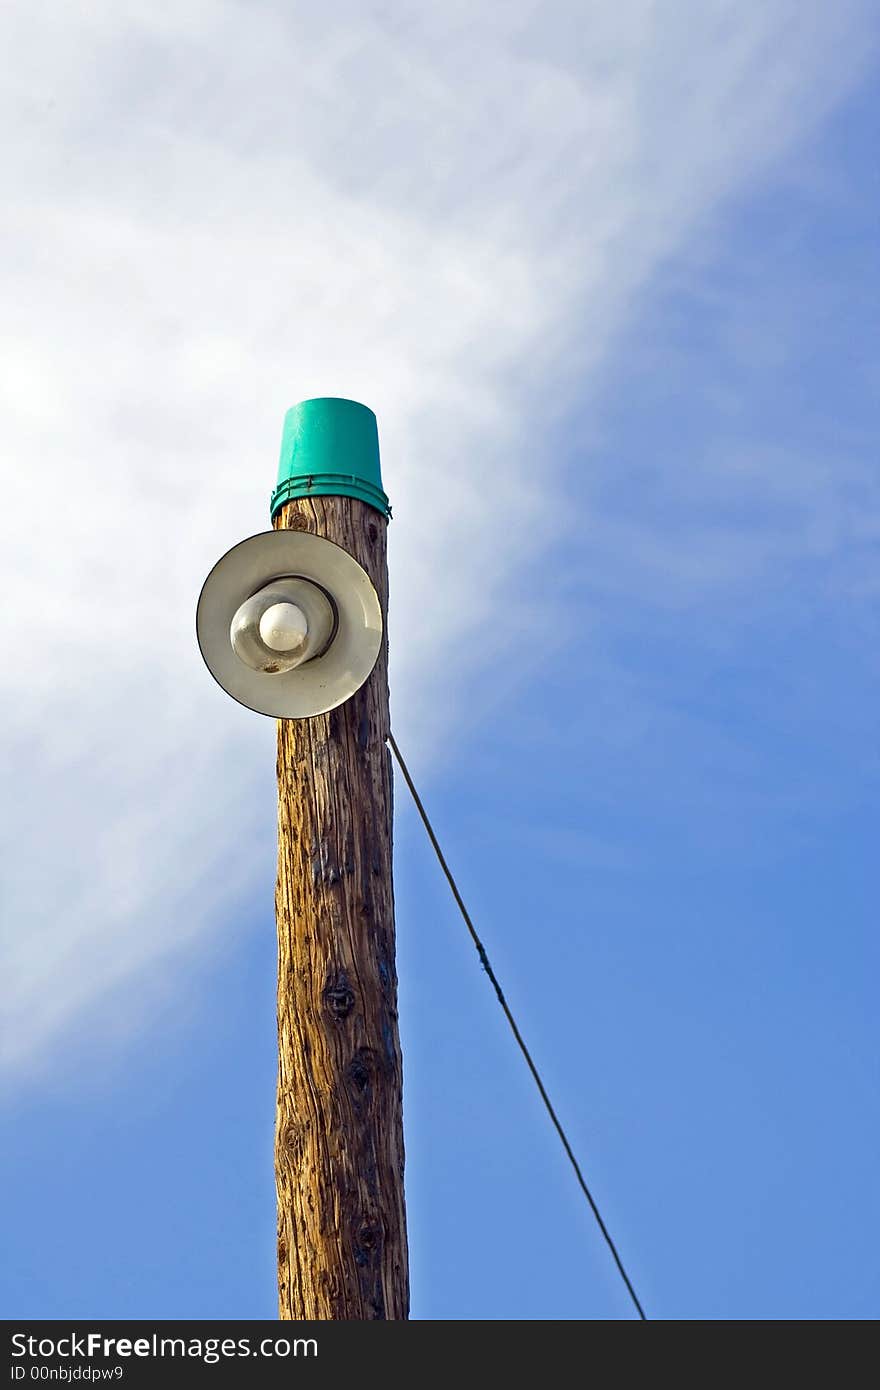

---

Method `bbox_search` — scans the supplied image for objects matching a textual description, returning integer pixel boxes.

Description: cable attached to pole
[387,731,647,1321]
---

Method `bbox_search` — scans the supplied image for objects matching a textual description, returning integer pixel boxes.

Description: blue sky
[2,3,877,1320]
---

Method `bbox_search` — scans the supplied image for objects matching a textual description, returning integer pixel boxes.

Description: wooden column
[273,495,409,1321]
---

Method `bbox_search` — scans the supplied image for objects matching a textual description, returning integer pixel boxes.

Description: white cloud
[0,1,871,1073]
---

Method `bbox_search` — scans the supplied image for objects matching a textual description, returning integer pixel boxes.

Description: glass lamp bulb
[258,601,308,653]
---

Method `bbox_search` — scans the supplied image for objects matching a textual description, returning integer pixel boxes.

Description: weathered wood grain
[273,496,409,1321]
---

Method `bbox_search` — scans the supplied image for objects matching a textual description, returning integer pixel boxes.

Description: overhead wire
[387,731,647,1321]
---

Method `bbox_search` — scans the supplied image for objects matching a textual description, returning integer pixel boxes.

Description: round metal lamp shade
[197,530,383,718]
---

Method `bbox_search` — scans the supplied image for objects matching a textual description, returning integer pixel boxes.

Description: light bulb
[258,602,308,653]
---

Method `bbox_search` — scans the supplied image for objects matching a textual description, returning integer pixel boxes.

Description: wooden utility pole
[272,488,409,1320]
[195,397,408,1319]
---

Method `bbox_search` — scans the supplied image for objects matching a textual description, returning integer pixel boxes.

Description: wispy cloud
[1,1,872,1072]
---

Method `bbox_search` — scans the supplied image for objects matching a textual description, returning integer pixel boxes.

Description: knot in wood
[345,1045,380,1102]
[323,971,356,1021]
[280,1119,307,1163]
[354,1222,382,1268]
